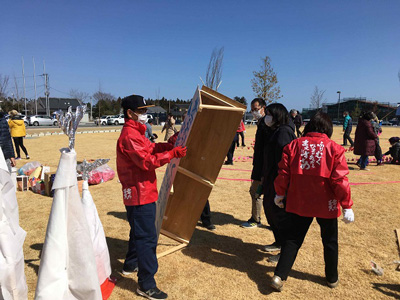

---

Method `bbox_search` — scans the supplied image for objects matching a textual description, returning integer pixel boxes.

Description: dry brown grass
[18,125,400,299]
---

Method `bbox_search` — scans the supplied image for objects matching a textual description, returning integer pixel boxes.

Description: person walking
[262,103,296,263]
[8,110,29,160]
[161,113,177,141]
[354,111,377,171]
[117,95,187,300]
[371,114,383,165]
[241,98,270,228]
[236,119,246,147]
[290,109,302,138]
[271,112,354,291]
[0,110,16,172]
[342,111,354,148]
[145,119,158,143]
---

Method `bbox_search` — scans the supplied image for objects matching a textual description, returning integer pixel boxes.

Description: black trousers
[263,181,290,246]
[236,131,245,146]
[343,132,354,147]
[124,203,158,291]
[375,143,382,161]
[12,137,28,158]
[226,133,238,163]
[274,213,338,283]
[200,200,212,226]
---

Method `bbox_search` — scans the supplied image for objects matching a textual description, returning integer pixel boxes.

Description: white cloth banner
[35,151,102,300]
[0,148,28,300]
[81,180,111,285]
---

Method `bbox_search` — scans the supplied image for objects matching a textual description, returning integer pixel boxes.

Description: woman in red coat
[270,112,354,291]
[353,111,377,170]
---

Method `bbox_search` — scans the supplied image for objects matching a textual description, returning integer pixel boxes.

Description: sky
[1,0,400,111]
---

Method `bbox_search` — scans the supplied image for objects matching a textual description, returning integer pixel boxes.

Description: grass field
[16,124,400,299]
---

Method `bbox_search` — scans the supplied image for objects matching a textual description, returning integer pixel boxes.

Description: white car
[95,115,112,125]
[107,114,125,125]
[29,115,57,126]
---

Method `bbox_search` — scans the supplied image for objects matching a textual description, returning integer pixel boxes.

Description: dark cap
[121,95,154,111]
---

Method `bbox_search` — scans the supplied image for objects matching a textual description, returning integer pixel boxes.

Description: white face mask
[251,109,263,120]
[264,115,273,127]
[134,113,147,124]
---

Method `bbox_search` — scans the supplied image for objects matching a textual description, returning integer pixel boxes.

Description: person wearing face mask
[117,95,187,300]
[262,103,296,263]
[241,98,270,228]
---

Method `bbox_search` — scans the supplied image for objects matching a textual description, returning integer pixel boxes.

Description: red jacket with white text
[274,132,353,218]
[117,119,174,206]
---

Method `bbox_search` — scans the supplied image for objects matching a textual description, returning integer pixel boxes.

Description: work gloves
[342,208,355,223]
[171,146,187,158]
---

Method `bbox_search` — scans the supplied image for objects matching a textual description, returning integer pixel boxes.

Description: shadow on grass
[372,282,400,298]
[182,212,327,295]
[107,211,126,221]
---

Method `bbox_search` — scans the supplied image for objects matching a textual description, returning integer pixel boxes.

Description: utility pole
[33,57,38,115]
[90,96,93,120]
[43,60,50,116]
[337,91,341,123]
[22,56,27,115]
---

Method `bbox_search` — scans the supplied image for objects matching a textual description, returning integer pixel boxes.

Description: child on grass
[383,137,400,164]
[270,111,354,292]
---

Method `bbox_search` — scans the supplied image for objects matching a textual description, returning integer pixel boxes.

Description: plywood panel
[162,170,212,241]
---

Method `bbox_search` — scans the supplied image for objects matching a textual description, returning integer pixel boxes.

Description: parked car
[381,120,392,126]
[244,119,257,125]
[107,114,125,125]
[95,115,112,125]
[29,115,57,126]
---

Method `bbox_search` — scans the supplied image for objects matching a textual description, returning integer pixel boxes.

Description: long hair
[303,111,333,138]
[265,103,289,129]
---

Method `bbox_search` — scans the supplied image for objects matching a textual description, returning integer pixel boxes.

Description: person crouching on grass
[117,95,187,300]
[270,112,354,292]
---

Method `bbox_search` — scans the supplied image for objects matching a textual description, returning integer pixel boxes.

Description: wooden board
[158,86,246,246]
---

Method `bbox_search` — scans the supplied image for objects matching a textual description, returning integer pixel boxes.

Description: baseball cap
[121,95,154,111]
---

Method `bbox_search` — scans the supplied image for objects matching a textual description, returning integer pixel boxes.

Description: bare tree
[69,89,89,104]
[205,47,224,90]
[251,56,282,103]
[92,91,115,102]
[310,86,326,109]
[0,75,9,99]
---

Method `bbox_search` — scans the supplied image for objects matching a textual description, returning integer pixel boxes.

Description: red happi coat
[117,119,174,206]
[274,132,353,218]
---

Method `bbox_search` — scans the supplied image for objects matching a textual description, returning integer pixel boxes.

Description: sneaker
[203,224,216,231]
[327,279,339,288]
[26,155,30,159]
[267,253,281,264]
[224,161,233,165]
[15,157,21,160]
[264,243,281,252]
[137,287,168,300]
[122,266,138,275]
[377,161,384,166]
[241,219,261,228]
[270,275,284,292]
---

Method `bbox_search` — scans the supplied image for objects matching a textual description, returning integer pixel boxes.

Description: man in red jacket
[117,95,186,300]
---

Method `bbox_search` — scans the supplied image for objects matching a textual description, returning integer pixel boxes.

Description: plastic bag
[88,164,115,185]
[18,161,41,176]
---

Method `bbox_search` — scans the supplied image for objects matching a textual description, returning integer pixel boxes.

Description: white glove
[342,208,354,223]
[274,195,285,208]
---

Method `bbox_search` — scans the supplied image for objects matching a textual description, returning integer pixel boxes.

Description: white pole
[33,57,38,115]
[22,56,27,115]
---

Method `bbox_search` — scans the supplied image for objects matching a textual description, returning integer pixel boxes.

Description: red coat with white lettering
[274,132,353,218]
[117,119,174,206]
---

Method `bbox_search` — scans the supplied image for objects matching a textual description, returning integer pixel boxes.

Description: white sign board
[155,88,201,237]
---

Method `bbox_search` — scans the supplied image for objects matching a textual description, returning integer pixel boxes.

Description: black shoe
[224,161,233,165]
[137,287,168,300]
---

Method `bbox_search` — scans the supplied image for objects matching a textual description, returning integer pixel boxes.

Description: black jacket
[262,122,296,195]
[384,142,400,162]
[251,116,271,181]
[293,114,302,127]
[0,114,15,160]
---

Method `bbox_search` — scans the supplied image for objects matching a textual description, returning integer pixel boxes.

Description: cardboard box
[16,175,29,191]
[44,172,56,197]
